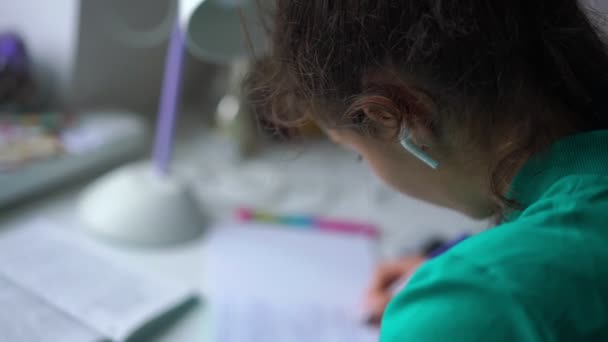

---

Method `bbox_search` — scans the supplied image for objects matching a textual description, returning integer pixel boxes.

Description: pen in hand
[361,234,470,326]
[362,255,427,326]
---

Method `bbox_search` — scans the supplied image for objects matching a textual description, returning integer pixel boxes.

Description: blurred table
[0,128,487,342]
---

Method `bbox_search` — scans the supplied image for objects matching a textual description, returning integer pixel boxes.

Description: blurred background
[0,0,488,253]
[0,0,215,112]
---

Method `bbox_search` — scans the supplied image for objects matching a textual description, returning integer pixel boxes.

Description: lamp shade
[182,0,268,63]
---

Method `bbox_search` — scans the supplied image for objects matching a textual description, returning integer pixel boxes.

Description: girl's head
[247,0,608,219]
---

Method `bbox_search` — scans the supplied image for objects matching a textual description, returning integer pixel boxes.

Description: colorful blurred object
[0,32,35,108]
[0,112,75,171]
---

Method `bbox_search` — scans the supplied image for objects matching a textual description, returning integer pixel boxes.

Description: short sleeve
[380,255,548,342]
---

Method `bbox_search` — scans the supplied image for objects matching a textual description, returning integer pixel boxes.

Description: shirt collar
[507,130,608,221]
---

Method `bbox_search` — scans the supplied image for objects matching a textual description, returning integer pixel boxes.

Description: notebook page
[212,295,378,342]
[0,220,195,342]
[0,274,104,342]
[203,222,379,342]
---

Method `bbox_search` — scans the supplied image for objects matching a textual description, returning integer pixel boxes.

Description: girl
[247,1,608,341]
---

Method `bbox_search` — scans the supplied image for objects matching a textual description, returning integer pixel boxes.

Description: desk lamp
[79,0,266,245]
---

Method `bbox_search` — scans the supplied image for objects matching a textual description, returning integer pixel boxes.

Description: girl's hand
[363,255,427,326]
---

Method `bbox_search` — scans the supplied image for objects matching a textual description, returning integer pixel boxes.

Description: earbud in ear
[399,129,439,169]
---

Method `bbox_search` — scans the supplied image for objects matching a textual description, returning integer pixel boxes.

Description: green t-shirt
[381,130,608,342]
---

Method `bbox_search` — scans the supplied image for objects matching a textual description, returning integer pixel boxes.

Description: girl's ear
[361,106,399,129]
[360,73,438,145]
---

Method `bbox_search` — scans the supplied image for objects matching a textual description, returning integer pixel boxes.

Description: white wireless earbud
[399,129,439,169]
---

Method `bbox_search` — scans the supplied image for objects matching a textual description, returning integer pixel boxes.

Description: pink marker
[236,207,379,238]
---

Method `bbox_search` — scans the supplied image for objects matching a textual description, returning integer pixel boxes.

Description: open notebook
[0,220,196,342]
[203,222,380,342]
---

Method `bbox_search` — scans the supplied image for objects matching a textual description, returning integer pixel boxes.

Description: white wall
[0,0,216,115]
[0,0,79,105]
[70,0,171,114]
[72,0,217,116]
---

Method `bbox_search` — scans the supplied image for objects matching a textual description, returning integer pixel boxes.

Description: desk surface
[0,132,487,342]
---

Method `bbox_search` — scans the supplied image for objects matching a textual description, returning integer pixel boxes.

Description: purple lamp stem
[153,21,185,176]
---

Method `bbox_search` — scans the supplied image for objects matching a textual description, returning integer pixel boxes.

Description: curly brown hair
[246,1,608,213]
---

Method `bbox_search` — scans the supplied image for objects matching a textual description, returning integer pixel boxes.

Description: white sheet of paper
[212,295,379,342]
[0,220,195,342]
[0,275,104,342]
[203,222,380,342]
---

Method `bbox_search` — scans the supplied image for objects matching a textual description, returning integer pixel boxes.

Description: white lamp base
[78,162,205,245]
